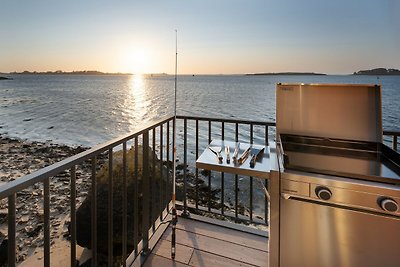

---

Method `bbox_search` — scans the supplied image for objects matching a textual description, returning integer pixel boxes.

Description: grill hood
[276,83,382,143]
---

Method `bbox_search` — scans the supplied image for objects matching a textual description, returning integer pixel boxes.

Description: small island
[246,72,326,76]
[353,68,400,75]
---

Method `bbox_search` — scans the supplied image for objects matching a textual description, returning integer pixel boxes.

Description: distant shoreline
[246,72,327,76]
[7,70,132,75]
[353,68,400,76]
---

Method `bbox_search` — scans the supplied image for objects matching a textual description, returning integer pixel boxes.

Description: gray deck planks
[143,254,189,267]
[162,228,268,266]
[175,217,268,251]
[152,239,194,265]
[189,249,258,267]
[143,216,269,267]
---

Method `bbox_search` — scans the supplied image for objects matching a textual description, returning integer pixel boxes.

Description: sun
[121,48,152,74]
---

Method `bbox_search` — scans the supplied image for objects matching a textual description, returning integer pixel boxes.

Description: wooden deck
[143,216,269,267]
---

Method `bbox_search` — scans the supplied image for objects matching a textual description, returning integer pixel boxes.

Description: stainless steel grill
[271,83,400,267]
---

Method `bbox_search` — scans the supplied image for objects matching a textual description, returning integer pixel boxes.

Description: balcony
[0,115,399,267]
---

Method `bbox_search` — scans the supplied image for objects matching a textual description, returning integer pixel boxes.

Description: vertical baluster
[235,123,239,220]
[249,124,254,222]
[151,128,156,230]
[394,135,398,151]
[122,142,127,266]
[265,125,269,224]
[70,165,77,267]
[44,178,50,267]
[172,119,176,208]
[195,119,199,210]
[142,132,150,255]
[183,118,188,216]
[133,137,139,255]
[166,121,171,205]
[91,157,97,267]
[107,149,113,266]
[160,124,164,218]
[221,121,225,216]
[8,194,16,267]
[208,120,212,212]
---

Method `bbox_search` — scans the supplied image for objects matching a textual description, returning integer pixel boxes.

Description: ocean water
[1,74,399,215]
[1,74,399,147]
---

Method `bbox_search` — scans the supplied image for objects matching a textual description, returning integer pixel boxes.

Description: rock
[0,209,7,224]
[25,225,42,238]
[0,232,7,266]
[75,145,168,256]
[176,163,188,171]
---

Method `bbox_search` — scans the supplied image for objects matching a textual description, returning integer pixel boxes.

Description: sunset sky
[1,0,399,75]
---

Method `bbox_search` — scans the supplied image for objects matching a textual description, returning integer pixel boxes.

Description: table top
[196,140,275,179]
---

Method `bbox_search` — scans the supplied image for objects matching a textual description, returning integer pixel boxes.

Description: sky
[0,0,399,75]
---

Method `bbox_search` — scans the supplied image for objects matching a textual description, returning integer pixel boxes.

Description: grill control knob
[380,198,399,213]
[315,186,332,201]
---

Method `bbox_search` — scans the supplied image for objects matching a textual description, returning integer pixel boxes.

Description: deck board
[152,239,194,265]
[143,254,189,267]
[189,249,256,267]
[175,217,268,251]
[143,216,269,267]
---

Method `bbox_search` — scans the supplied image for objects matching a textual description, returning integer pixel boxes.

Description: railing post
[159,124,164,219]
[195,119,199,210]
[182,117,189,217]
[208,120,212,212]
[122,142,127,267]
[166,121,171,204]
[249,123,254,222]
[142,132,150,255]
[394,135,398,151]
[133,137,139,256]
[44,178,50,267]
[107,149,113,266]
[221,121,225,216]
[265,125,269,224]
[151,128,156,231]
[91,157,98,267]
[235,123,239,220]
[70,165,76,267]
[8,194,16,267]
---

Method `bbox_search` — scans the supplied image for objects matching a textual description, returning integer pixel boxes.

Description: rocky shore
[0,134,254,266]
[0,134,97,265]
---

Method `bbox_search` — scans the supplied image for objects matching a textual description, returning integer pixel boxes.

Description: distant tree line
[9,70,131,75]
[353,68,400,75]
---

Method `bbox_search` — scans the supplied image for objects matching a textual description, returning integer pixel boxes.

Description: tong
[232,142,240,161]
[225,145,230,164]
[209,146,223,163]
[237,146,251,164]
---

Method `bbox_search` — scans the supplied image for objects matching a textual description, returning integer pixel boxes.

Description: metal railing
[0,116,175,267]
[1,114,399,266]
[384,130,399,151]
[174,116,400,226]
[175,115,275,225]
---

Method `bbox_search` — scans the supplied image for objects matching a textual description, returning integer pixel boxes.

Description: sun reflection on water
[126,74,148,131]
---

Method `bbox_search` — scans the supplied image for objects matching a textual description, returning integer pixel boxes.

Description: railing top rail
[383,130,400,136]
[1,113,398,199]
[176,115,276,126]
[0,115,174,199]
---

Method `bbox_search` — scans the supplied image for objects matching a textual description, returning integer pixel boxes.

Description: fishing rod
[171,29,178,260]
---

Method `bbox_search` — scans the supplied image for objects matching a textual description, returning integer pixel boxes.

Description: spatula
[249,147,265,168]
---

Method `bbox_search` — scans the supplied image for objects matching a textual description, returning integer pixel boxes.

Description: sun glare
[122,48,152,74]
